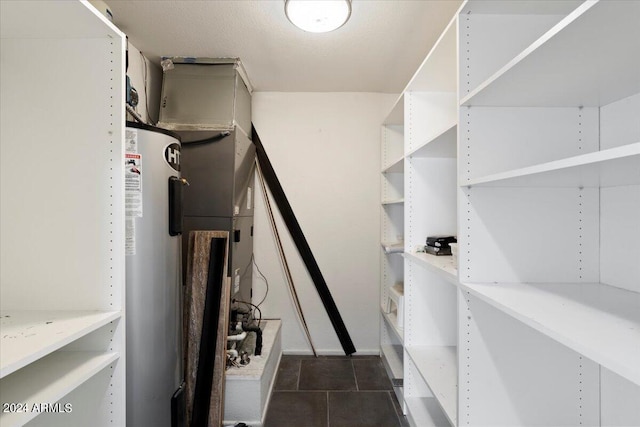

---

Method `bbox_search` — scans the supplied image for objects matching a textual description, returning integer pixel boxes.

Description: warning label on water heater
[125,129,141,254]
[125,152,143,218]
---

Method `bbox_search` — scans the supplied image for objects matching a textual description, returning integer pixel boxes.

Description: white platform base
[223,320,282,427]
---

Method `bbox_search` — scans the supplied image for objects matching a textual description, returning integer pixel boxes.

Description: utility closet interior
[0,1,639,427]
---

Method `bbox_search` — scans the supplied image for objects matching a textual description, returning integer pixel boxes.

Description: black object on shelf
[426,235,457,248]
[424,245,452,256]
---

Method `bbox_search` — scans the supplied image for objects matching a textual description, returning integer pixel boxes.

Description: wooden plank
[184,231,229,427]
[210,278,231,426]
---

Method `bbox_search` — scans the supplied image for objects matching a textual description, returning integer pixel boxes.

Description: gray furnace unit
[158,58,254,304]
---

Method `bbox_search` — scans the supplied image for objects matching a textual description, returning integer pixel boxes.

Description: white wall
[252,92,396,354]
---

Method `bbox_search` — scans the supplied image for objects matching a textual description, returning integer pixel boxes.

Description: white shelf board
[405,14,458,93]
[382,198,405,206]
[392,386,404,414]
[405,397,451,427]
[0,310,121,378]
[403,252,458,285]
[381,343,404,381]
[381,306,404,343]
[0,0,124,40]
[406,346,457,426]
[384,94,404,125]
[382,241,404,255]
[460,282,640,386]
[407,124,457,159]
[461,0,640,107]
[382,156,404,174]
[0,351,119,427]
[460,0,583,15]
[463,142,640,188]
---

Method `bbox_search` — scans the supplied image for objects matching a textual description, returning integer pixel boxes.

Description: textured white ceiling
[108,0,462,93]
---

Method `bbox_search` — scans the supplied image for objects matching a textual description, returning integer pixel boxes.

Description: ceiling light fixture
[285,0,352,33]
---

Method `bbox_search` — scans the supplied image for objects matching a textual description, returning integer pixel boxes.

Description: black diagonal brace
[252,126,356,356]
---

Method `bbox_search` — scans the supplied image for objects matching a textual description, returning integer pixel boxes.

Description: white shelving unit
[457,0,640,425]
[464,142,640,188]
[402,253,457,285]
[406,124,457,159]
[1,352,119,427]
[0,311,121,378]
[401,11,459,425]
[405,397,450,427]
[381,1,640,426]
[460,1,640,107]
[381,98,406,406]
[405,346,457,426]
[381,309,403,342]
[380,5,461,425]
[380,340,404,384]
[382,156,404,174]
[381,198,405,205]
[460,282,640,385]
[0,1,126,426]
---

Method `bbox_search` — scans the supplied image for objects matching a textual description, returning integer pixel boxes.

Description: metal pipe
[227,331,247,342]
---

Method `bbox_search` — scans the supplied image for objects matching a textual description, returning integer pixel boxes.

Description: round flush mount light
[285,0,352,33]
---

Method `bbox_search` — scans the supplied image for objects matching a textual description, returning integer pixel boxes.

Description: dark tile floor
[264,355,408,427]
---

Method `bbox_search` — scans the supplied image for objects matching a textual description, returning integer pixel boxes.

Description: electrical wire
[181,131,231,146]
[256,159,317,357]
[238,253,253,282]
[232,251,269,328]
[252,256,270,308]
[237,253,269,311]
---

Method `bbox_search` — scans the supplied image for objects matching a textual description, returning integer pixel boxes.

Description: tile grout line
[296,359,302,391]
[352,358,359,391]
[387,390,404,427]
[326,391,330,427]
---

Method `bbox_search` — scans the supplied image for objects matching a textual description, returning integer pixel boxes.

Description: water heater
[125,121,186,427]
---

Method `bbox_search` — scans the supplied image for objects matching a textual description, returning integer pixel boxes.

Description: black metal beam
[252,126,356,356]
